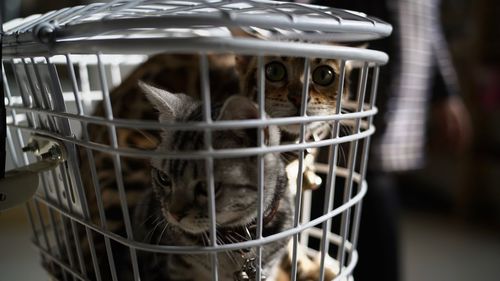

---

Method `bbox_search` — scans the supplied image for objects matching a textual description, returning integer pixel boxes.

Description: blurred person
[310,0,472,280]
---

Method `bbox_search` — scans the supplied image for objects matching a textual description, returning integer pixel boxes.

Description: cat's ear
[217,95,261,142]
[217,95,280,146]
[217,95,260,121]
[139,81,193,122]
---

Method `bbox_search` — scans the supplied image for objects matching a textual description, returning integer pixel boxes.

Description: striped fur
[135,86,293,280]
[54,52,343,281]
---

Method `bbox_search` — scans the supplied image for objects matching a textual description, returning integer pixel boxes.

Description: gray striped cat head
[140,83,286,235]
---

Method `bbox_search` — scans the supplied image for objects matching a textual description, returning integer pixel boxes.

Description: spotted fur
[236,55,350,139]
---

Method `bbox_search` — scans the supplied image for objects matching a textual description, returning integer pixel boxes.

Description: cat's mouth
[175,197,281,244]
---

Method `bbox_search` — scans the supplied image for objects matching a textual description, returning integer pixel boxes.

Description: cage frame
[2,1,391,281]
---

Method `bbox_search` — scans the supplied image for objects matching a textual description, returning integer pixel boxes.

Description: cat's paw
[280,241,338,281]
[293,253,337,281]
[303,170,322,191]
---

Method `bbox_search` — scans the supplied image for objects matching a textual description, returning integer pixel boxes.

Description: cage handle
[1,0,6,181]
[0,135,66,211]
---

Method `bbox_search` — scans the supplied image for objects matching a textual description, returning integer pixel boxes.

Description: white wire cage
[2,1,391,281]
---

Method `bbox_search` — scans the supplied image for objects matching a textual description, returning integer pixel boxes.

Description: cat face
[237,55,348,136]
[141,83,284,235]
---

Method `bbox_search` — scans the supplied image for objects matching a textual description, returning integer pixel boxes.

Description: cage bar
[349,66,381,263]
[199,53,219,281]
[255,54,266,281]
[318,59,346,281]
[96,53,141,281]
[72,53,120,280]
[337,62,369,274]
[290,57,311,281]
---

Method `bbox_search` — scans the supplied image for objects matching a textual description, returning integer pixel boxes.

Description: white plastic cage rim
[2,37,389,65]
[2,0,392,46]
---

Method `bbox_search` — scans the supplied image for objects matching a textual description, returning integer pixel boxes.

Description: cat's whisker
[340,144,347,166]
[216,232,226,245]
[220,234,241,266]
[216,235,231,264]
[142,214,162,228]
[231,229,250,242]
[141,213,159,225]
[201,232,207,247]
[145,218,165,243]
[156,223,169,245]
[224,234,242,265]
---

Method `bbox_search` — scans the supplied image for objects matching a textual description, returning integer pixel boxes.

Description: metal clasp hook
[0,135,66,211]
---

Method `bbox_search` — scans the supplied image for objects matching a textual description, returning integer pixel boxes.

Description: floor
[400,211,500,281]
[0,206,46,281]
[1,206,500,281]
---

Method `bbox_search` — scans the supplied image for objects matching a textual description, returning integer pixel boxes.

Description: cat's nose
[169,211,186,222]
[169,199,188,222]
[287,92,309,109]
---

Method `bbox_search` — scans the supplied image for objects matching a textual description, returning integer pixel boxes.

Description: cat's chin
[174,219,254,236]
[170,216,257,238]
[177,225,208,235]
[163,210,255,235]
[165,218,207,235]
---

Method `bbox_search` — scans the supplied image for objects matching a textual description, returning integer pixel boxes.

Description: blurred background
[1,0,500,280]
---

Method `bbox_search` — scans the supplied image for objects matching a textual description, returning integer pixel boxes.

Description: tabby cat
[67,48,345,280]
[134,83,293,280]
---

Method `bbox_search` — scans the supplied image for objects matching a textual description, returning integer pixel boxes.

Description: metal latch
[0,135,67,211]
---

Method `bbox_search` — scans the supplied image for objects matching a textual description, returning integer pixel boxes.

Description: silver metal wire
[2,1,391,280]
[290,57,311,281]
[347,67,381,271]
[200,53,219,281]
[72,54,119,281]
[337,62,369,276]
[318,59,346,281]
[97,53,141,281]
[65,54,103,281]
[51,168,78,278]
[256,55,266,281]
[31,170,366,254]
[41,173,72,281]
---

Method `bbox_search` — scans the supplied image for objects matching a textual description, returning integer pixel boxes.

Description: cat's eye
[312,65,335,86]
[265,61,287,82]
[155,169,171,187]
